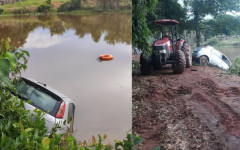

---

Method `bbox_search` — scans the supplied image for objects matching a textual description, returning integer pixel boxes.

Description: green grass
[0,0,131,14]
[201,37,240,47]
[1,0,69,13]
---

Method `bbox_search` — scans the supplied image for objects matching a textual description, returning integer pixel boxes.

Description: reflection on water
[215,46,240,63]
[0,13,131,143]
[0,13,131,47]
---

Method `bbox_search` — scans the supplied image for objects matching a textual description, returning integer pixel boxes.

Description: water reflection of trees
[0,13,131,48]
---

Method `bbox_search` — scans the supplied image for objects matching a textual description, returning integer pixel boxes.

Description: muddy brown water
[0,13,131,143]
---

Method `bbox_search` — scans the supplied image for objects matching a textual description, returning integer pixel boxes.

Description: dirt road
[133,65,240,150]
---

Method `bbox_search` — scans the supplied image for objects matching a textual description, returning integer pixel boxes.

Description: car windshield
[15,81,58,113]
[193,47,202,52]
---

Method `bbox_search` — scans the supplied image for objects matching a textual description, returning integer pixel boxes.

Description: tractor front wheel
[140,54,153,75]
[172,50,186,74]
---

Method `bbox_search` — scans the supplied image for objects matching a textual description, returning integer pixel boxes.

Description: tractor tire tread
[172,50,186,74]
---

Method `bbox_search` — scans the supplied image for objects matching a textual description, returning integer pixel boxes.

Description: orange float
[99,54,113,61]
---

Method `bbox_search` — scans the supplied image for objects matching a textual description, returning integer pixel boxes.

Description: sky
[177,0,240,20]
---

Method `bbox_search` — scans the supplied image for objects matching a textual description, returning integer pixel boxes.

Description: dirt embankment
[133,62,240,150]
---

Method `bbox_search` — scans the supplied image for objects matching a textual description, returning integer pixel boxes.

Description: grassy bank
[201,36,240,47]
[1,0,68,13]
[0,0,131,14]
[216,38,240,47]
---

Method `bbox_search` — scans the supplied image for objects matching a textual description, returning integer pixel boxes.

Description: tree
[184,0,240,46]
[132,0,157,55]
[202,15,240,39]
[71,0,82,9]
[146,0,188,39]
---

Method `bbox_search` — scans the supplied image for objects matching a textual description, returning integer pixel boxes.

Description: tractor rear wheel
[182,43,192,68]
[140,54,153,75]
[172,50,186,74]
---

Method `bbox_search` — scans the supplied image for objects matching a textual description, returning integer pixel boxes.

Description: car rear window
[15,80,61,116]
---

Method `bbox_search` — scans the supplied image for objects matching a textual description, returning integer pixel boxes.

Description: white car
[192,46,231,70]
[13,77,75,135]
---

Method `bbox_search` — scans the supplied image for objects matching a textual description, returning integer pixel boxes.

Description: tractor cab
[140,19,192,75]
[153,19,180,52]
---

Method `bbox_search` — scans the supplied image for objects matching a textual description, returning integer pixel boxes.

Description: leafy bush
[58,0,82,12]
[36,3,53,13]
[132,60,140,75]
[0,7,3,14]
[229,57,240,75]
[0,38,48,149]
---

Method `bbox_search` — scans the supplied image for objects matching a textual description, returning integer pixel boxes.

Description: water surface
[0,13,131,142]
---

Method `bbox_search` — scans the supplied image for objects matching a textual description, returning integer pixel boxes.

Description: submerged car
[13,77,75,135]
[192,46,231,70]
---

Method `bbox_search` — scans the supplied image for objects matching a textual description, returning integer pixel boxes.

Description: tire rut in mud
[133,75,226,149]
[187,77,240,149]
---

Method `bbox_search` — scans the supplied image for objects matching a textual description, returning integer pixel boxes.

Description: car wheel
[199,56,209,66]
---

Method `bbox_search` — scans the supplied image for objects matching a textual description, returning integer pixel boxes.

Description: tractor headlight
[160,49,166,53]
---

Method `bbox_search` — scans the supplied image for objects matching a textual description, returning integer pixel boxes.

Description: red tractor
[140,19,192,74]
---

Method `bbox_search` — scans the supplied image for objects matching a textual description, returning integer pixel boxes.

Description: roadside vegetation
[229,57,240,75]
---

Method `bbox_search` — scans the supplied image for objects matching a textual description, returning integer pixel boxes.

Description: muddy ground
[132,56,240,150]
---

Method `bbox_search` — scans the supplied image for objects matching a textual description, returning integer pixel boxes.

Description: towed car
[192,46,231,70]
[12,77,75,135]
